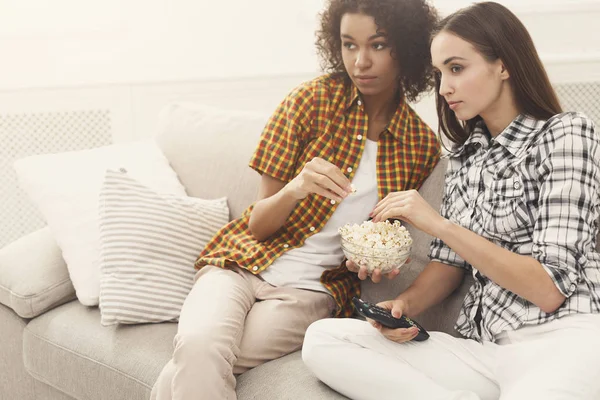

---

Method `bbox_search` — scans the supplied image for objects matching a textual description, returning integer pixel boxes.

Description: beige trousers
[150,265,335,400]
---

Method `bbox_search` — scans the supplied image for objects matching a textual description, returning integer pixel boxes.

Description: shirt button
[357,135,363,140]
[309,226,316,232]
[252,266,259,271]
[330,199,336,205]
[514,181,521,190]
[283,244,289,248]
[347,167,353,173]
[357,100,362,106]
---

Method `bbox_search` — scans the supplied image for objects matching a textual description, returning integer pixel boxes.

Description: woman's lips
[448,101,462,110]
[355,76,377,85]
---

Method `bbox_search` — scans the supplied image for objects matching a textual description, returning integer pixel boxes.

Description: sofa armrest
[0,227,75,318]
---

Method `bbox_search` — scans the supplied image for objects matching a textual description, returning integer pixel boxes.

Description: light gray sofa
[8,102,592,400]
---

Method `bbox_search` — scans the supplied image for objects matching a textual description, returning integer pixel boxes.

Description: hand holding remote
[352,297,430,342]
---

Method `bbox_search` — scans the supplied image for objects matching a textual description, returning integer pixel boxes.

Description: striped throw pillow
[98,169,229,325]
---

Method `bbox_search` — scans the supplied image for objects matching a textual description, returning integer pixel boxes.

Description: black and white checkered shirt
[429,112,600,342]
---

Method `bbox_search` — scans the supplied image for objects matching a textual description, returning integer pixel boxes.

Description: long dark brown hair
[433,2,562,145]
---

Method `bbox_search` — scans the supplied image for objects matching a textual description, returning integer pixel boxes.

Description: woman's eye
[450,65,462,73]
[343,42,356,50]
[372,43,387,50]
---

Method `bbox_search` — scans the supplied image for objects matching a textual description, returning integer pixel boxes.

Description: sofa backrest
[156,103,269,220]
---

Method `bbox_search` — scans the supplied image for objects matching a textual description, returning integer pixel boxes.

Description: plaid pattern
[429,112,600,341]
[197,74,440,317]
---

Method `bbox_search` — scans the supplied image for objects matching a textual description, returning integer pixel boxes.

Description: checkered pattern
[429,112,600,341]
[196,74,440,317]
[0,110,111,248]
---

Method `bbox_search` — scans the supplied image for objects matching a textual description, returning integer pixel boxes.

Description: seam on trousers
[221,296,252,398]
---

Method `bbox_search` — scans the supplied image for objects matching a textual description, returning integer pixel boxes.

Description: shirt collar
[448,114,544,158]
[493,114,545,157]
[345,84,408,141]
[386,98,409,141]
[345,84,361,110]
[446,122,491,158]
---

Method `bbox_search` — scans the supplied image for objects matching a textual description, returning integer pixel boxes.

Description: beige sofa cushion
[0,227,75,319]
[237,351,348,400]
[22,301,344,400]
[156,103,269,220]
[23,301,174,400]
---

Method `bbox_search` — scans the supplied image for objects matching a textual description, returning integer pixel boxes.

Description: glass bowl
[341,237,411,274]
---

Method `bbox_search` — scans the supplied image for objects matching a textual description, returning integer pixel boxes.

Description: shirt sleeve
[532,113,600,297]
[428,157,471,270]
[248,83,314,183]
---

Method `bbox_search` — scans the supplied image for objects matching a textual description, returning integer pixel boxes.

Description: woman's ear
[499,60,510,80]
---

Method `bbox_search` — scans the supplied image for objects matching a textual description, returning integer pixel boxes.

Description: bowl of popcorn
[338,220,412,274]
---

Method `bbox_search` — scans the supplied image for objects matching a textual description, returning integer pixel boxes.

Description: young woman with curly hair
[303,2,600,399]
[151,1,440,399]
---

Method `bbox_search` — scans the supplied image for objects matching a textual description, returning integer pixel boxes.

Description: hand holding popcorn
[284,157,354,203]
[371,190,447,238]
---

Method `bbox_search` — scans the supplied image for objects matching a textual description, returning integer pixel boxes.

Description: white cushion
[156,103,269,220]
[98,169,229,325]
[14,140,186,306]
[0,227,75,318]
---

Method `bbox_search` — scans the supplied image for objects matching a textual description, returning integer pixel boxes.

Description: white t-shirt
[261,139,379,293]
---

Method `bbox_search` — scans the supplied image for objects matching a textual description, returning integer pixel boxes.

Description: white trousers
[302,313,600,400]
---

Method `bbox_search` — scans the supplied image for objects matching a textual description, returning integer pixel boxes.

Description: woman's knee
[303,319,336,364]
[304,318,343,343]
[173,331,237,362]
[151,360,176,400]
[302,318,365,364]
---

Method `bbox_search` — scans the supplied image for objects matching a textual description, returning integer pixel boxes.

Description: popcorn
[349,184,357,194]
[338,220,412,273]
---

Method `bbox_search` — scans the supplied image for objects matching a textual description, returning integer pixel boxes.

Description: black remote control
[352,297,430,341]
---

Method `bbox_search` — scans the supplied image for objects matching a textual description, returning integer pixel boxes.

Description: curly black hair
[316,0,438,102]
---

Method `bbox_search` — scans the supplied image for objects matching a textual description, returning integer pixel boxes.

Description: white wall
[2,0,599,137]
[2,0,599,91]
[0,0,324,90]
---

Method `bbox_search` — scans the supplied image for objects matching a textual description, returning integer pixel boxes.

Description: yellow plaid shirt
[196,74,440,317]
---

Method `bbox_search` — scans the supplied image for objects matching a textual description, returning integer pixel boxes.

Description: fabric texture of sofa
[5,102,594,400]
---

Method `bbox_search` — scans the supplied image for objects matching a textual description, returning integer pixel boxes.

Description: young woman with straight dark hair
[303,3,600,399]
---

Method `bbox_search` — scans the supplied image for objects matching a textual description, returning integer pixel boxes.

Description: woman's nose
[438,75,453,96]
[355,50,371,69]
